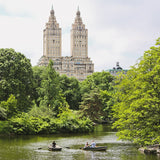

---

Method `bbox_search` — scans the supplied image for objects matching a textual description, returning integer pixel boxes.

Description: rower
[90,140,96,148]
[52,141,56,148]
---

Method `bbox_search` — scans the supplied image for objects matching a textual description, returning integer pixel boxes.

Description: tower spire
[76,6,80,16]
[50,5,54,15]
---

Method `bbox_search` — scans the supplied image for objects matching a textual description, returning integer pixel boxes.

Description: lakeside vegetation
[0,48,114,135]
[112,38,160,146]
[0,38,160,147]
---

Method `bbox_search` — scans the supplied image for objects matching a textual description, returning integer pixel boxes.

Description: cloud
[0,0,160,71]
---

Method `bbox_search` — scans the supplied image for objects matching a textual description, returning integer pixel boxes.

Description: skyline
[0,0,160,71]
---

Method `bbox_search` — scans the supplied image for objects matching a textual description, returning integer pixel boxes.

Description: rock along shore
[138,144,160,154]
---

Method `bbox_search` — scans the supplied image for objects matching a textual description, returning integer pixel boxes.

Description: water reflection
[0,125,159,160]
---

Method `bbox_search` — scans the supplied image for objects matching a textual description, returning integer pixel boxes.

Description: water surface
[0,125,159,160]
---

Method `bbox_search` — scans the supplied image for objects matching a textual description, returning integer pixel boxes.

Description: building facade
[38,7,94,81]
[71,7,88,58]
[106,62,128,76]
[43,6,62,58]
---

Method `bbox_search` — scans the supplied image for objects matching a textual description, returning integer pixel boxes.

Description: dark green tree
[113,38,160,146]
[80,88,104,122]
[59,75,81,110]
[80,71,114,122]
[0,48,34,112]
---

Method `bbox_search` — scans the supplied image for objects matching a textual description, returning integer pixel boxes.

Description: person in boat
[84,142,89,148]
[90,140,96,148]
[52,141,56,148]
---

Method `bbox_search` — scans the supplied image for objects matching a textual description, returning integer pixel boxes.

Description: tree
[32,66,46,107]
[38,60,68,116]
[0,48,34,112]
[100,90,114,122]
[0,107,6,120]
[80,88,104,122]
[80,71,114,122]
[59,75,81,110]
[80,71,114,94]
[0,94,17,119]
[112,38,160,146]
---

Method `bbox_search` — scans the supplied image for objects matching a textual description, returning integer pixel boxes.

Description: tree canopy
[0,48,34,112]
[38,60,69,116]
[112,38,160,146]
[80,71,114,94]
[80,71,114,122]
[59,75,81,110]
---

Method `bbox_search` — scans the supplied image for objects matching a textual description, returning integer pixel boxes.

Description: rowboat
[82,146,107,151]
[48,145,62,151]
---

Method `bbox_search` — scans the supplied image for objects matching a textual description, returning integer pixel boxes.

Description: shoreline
[138,144,160,154]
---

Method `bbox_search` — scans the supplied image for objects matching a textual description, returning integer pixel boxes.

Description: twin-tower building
[38,7,94,81]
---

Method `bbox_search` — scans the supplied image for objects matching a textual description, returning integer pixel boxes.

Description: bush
[6,110,94,135]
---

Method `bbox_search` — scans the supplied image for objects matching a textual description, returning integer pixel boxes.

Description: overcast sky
[0,0,159,71]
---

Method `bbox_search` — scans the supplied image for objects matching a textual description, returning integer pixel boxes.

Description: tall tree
[80,71,114,122]
[113,38,160,146]
[80,88,104,122]
[0,48,34,112]
[38,60,68,116]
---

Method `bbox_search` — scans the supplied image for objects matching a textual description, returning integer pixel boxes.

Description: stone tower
[71,7,88,58]
[38,6,94,81]
[43,6,62,57]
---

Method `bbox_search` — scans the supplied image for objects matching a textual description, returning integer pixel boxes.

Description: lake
[0,125,159,160]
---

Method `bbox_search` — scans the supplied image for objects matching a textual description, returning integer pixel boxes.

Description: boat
[82,146,107,151]
[48,145,62,151]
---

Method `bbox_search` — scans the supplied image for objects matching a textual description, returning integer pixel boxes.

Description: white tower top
[43,7,62,57]
[70,7,88,58]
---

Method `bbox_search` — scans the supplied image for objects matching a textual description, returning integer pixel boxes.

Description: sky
[0,0,160,71]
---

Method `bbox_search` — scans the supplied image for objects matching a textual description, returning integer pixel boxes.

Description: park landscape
[0,38,160,158]
[0,0,160,159]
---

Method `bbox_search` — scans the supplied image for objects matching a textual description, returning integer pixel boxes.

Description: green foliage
[8,110,93,135]
[59,75,81,110]
[0,107,7,120]
[28,104,55,118]
[0,49,95,135]
[80,71,114,123]
[0,121,12,134]
[112,38,160,146]
[55,110,94,133]
[38,60,69,116]
[100,90,114,122]
[0,48,34,112]
[38,60,59,107]
[80,88,104,122]
[0,94,17,119]
[80,71,114,94]
[9,113,56,135]
[32,66,46,106]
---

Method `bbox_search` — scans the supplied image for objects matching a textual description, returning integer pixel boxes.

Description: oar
[38,146,70,150]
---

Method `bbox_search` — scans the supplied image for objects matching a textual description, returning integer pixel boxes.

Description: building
[106,62,128,76]
[38,7,94,81]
